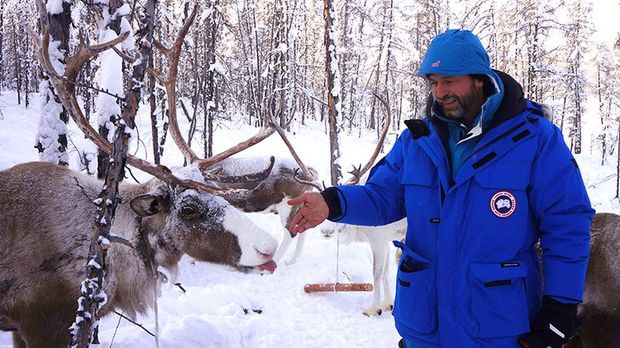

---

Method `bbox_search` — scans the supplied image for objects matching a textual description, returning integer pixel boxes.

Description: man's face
[428,74,485,124]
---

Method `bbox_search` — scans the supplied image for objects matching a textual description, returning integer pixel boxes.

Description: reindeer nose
[254,246,274,260]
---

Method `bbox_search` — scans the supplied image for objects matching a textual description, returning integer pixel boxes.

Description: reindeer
[320,219,406,316]
[565,212,620,348]
[0,161,279,347]
[0,3,303,346]
[202,157,318,265]
[32,0,317,273]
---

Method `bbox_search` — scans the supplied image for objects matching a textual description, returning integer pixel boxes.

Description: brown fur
[206,157,318,264]
[565,212,620,348]
[0,162,275,347]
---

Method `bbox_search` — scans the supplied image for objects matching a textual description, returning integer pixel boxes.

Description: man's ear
[130,194,170,217]
[474,78,484,89]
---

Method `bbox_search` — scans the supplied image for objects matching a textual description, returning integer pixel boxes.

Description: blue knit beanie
[418,29,492,76]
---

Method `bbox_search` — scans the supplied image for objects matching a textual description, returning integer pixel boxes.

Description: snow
[0,82,618,348]
[46,0,65,15]
[35,79,69,164]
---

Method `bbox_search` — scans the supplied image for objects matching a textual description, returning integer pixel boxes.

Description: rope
[108,312,123,348]
[154,277,161,348]
[335,229,340,292]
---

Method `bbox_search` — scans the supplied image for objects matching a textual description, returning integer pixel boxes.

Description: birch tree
[94,0,133,178]
[324,0,341,185]
[35,0,71,166]
[563,0,593,154]
[593,44,619,164]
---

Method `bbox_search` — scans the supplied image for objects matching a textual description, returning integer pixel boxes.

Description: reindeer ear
[130,194,169,217]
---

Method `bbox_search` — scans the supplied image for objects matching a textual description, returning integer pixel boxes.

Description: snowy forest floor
[0,91,618,347]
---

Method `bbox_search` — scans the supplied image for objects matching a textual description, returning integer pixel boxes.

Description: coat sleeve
[528,123,594,302]
[328,131,409,226]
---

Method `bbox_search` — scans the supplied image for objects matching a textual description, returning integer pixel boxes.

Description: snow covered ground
[0,90,618,348]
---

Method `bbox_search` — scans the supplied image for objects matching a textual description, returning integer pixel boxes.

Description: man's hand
[518,297,580,348]
[287,192,329,234]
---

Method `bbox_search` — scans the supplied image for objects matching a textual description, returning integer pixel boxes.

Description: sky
[589,0,620,42]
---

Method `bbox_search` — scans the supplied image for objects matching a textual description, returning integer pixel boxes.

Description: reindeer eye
[180,205,200,217]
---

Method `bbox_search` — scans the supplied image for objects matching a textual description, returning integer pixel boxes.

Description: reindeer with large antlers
[0,3,306,347]
[141,6,320,266]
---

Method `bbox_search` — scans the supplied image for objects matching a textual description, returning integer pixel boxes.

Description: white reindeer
[320,219,406,316]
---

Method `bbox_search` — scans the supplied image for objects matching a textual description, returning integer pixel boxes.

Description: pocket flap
[393,241,431,264]
[469,263,527,283]
[401,162,437,187]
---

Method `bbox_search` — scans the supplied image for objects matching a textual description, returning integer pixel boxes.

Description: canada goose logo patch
[490,191,516,218]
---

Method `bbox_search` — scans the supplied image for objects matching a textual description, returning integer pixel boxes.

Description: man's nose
[433,84,447,99]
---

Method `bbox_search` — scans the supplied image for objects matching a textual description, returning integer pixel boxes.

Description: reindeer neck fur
[104,179,182,318]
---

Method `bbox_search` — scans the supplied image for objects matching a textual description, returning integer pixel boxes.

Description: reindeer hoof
[363,308,382,316]
[284,258,298,266]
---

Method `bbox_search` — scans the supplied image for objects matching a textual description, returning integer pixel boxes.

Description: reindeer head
[319,220,357,245]
[31,1,282,275]
[130,181,277,274]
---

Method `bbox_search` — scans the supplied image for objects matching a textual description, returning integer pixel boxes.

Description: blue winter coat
[326,72,593,347]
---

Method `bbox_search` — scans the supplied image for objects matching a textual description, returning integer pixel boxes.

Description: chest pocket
[471,162,532,259]
[401,161,438,187]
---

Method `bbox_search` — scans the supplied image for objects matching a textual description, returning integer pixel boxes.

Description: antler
[148,4,200,164]
[148,4,276,174]
[32,1,241,195]
[343,91,392,185]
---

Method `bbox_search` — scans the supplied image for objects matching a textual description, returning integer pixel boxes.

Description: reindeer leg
[14,298,76,348]
[17,312,73,348]
[275,203,305,266]
[286,232,306,265]
[364,235,388,316]
[12,332,27,348]
[381,247,394,313]
[274,229,293,264]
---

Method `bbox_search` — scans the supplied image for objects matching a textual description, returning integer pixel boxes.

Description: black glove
[518,297,580,348]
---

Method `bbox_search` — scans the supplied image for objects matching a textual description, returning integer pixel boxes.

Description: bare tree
[563,0,593,154]
[34,0,71,166]
[323,0,341,185]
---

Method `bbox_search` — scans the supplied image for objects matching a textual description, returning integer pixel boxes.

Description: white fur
[221,199,279,267]
[320,219,406,316]
[272,198,307,265]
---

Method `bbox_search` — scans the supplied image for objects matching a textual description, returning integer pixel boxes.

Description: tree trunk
[35,0,71,166]
[96,0,124,179]
[616,119,620,199]
[324,0,342,185]
[204,0,219,158]
[14,22,20,105]
[148,4,159,164]
[0,0,3,93]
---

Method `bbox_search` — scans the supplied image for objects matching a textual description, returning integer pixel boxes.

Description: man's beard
[436,88,481,120]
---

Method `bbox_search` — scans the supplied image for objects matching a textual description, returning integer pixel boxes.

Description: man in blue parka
[288,29,594,347]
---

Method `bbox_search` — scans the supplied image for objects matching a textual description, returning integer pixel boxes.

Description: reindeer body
[206,156,318,265]
[567,212,620,347]
[0,162,277,347]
